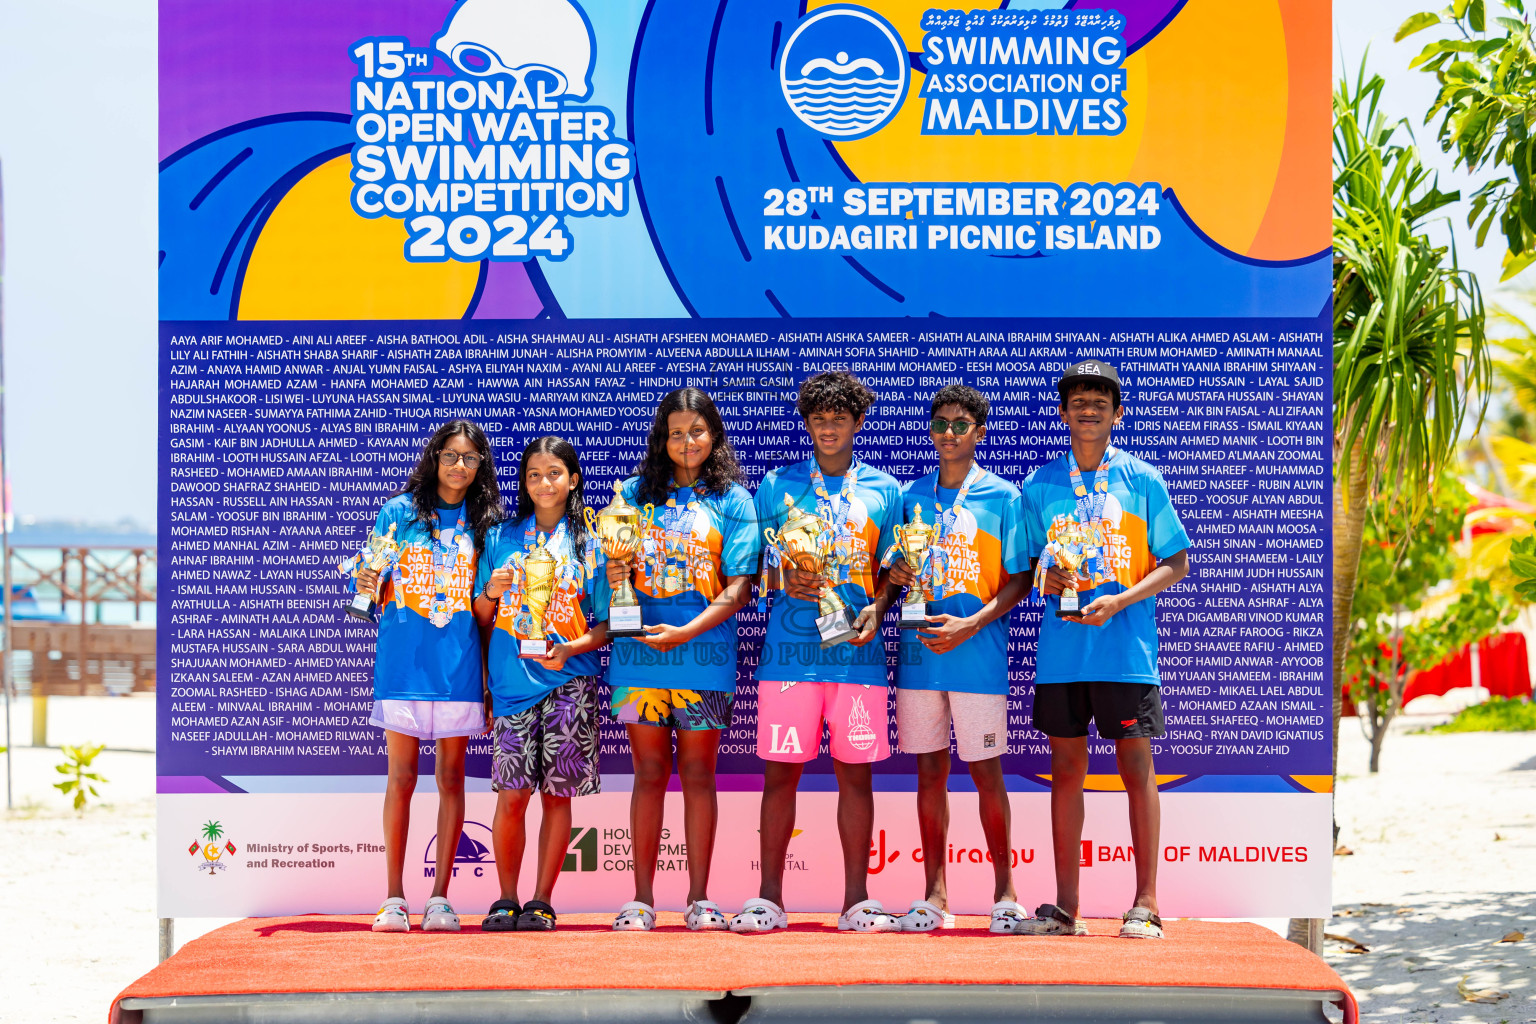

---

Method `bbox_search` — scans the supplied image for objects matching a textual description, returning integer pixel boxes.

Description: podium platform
[111,914,1357,1024]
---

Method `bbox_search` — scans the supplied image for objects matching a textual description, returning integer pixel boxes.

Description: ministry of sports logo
[779,5,909,140]
[189,820,238,875]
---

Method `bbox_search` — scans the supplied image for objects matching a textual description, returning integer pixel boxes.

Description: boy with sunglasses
[1019,361,1188,939]
[878,385,1032,933]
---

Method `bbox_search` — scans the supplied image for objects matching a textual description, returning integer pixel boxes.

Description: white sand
[0,693,1532,1023]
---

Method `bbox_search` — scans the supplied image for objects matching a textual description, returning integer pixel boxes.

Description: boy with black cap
[1018,360,1189,939]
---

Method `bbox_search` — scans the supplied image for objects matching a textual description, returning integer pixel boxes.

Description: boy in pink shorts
[729,371,903,934]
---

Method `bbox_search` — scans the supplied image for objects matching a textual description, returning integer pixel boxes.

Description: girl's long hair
[516,436,587,564]
[396,420,505,549]
[633,388,745,507]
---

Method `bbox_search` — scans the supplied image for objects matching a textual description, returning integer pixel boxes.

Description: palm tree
[200,820,224,842]
[1333,62,1492,765]
[1307,63,1493,947]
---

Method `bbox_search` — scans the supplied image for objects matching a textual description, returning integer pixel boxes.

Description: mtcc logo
[424,821,495,878]
[779,5,909,139]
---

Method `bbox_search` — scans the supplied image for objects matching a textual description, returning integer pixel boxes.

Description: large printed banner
[159,0,1333,917]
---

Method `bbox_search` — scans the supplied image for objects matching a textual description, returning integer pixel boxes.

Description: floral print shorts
[610,686,734,731]
[490,675,601,796]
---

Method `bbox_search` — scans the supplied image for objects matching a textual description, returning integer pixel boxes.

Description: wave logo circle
[779,5,909,140]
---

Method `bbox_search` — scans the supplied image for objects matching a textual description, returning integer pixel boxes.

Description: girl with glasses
[353,420,505,934]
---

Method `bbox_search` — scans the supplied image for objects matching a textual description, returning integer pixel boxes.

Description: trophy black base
[816,608,859,649]
[344,596,379,624]
[1055,589,1088,619]
[1055,609,1086,619]
[898,600,930,630]
[519,639,552,660]
[607,604,646,638]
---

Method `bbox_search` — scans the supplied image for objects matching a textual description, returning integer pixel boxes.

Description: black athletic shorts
[1031,681,1165,740]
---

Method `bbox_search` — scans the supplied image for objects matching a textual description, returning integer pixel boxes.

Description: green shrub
[1429,697,1536,733]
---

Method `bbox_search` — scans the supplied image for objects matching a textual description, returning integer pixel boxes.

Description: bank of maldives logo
[189,820,237,875]
[779,5,909,140]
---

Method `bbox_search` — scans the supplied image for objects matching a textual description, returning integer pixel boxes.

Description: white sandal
[685,900,729,931]
[612,900,657,931]
[729,897,789,933]
[838,898,900,933]
[898,899,954,932]
[421,896,460,932]
[372,897,410,933]
[988,900,1030,935]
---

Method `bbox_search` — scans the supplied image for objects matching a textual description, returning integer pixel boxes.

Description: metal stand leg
[158,918,174,962]
[1286,916,1323,955]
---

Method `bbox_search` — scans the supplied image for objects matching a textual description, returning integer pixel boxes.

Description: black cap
[1057,360,1121,404]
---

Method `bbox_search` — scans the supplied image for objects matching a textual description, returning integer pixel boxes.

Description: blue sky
[0,1,1519,527]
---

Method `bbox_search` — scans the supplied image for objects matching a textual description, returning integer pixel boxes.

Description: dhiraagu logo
[779,5,909,140]
[348,0,635,264]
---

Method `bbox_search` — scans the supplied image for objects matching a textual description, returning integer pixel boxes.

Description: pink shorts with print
[755,680,891,764]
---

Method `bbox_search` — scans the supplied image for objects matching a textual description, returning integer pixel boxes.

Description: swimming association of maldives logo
[779,5,910,140]
[349,0,635,264]
[189,820,238,875]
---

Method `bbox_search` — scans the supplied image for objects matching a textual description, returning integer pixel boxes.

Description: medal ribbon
[428,510,467,627]
[933,463,985,543]
[810,458,861,586]
[657,490,700,594]
[1067,446,1116,531]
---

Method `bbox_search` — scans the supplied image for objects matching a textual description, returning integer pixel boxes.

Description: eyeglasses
[437,451,483,469]
[930,418,978,436]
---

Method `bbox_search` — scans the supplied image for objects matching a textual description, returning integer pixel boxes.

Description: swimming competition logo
[779,5,909,140]
[189,820,238,876]
[349,0,635,264]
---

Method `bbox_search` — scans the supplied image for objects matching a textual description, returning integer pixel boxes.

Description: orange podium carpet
[112,914,1357,1024]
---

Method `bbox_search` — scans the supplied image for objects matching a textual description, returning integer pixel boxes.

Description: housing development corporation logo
[779,5,909,139]
[349,0,635,264]
[189,820,238,876]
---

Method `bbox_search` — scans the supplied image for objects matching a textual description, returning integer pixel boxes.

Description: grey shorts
[896,688,1009,762]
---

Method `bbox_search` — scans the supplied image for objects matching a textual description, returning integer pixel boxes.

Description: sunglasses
[930,418,978,436]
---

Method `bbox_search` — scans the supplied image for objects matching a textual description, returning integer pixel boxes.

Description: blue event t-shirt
[368,494,482,703]
[606,477,761,693]
[1020,449,1190,687]
[476,515,607,716]
[754,458,902,687]
[894,468,1027,696]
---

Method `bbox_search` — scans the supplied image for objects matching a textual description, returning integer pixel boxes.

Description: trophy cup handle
[641,503,656,528]
[763,527,779,550]
[582,505,598,531]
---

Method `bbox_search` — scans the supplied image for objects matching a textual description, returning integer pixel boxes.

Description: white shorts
[895,689,1008,762]
[369,699,485,740]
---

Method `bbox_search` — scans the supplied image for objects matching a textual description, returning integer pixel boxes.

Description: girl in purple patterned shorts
[472,436,610,932]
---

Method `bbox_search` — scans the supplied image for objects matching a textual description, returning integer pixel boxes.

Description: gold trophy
[1052,522,1088,618]
[894,504,939,629]
[584,482,654,638]
[338,523,400,624]
[518,534,559,658]
[764,495,858,648]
